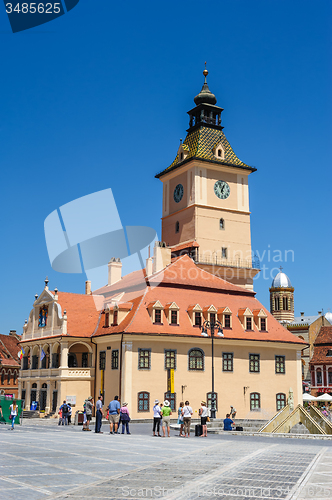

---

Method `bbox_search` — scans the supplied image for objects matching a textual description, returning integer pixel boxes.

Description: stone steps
[22,410,40,419]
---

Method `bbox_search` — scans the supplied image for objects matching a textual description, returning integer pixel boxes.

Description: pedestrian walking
[182,400,193,438]
[108,395,121,434]
[230,406,236,418]
[59,401,69,425]
[120,402,131,434]
[199,401,208,437]
[9,400,18,430]
[84,396,93,431]
[67,403,72,424]
[152,399,162,436]
[223,413,235,431]
[58,408,62,425]
[161,400,172,437]
[177,402,184,436]
[95,395,104,433]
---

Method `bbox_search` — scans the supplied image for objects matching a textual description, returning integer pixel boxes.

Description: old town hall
[18,69,305,420]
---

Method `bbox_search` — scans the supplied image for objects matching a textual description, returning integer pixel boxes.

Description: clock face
[214,180,230,200]
[173,184,184,203]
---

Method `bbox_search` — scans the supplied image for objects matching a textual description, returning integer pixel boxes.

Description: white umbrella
[302,393,318,401]
[316,394,332,402]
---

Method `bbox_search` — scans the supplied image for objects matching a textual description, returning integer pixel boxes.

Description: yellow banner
[168,368,174,393]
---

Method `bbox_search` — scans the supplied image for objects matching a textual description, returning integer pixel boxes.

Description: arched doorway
[30,383,37,409]
[68,343,92,368]
[40,383,47,411]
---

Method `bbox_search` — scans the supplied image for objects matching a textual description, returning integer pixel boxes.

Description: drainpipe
[91,337,97,416]
[119,333,123,402]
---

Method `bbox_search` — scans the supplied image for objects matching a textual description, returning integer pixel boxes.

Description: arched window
[1,371,4,385]
[250,392,261,411]
[218,149,222,157]
[188,348,204,371]
[316,369,322,385]
[32,383,37,388]
[68,353,78,368]
[175,221,179,233]
[219,218,225,230]
[207,392,218,411]
[42,383,47,389]
[13,371,17,385]
[274,296,280,311]
[283,297,288,310]
[137,391,150,412]
[276,393,286,411]
[180,152,184,161]
[328,369,332,386]
[7,371,11,385]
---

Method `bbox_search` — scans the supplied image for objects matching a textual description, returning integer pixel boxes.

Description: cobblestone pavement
[0,420,331,500]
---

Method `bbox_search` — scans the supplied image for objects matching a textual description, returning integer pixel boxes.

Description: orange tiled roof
[0,333,21,366]
[93,256,306,345]
[56,292,101,338]
[310,326,332,365]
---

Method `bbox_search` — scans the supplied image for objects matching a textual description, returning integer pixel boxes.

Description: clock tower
[155,67,259,289]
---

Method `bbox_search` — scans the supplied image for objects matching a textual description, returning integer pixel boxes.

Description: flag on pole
[41,349,46,361]
[18,347,25,360]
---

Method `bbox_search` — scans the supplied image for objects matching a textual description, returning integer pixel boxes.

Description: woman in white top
[199,401,208,437]
[181,400,193,437]
[152,399,162,437]
[9,400,18,430]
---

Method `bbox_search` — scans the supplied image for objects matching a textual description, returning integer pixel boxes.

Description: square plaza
[0,420,331,500]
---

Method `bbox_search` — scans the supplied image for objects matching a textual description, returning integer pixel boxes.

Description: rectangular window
[171,310,178,325]
[99,351,106,370]
[194,312,202,327]
[210,313,216,325]
[224,314,231,328]
[250,392,261,410]
[328,371,332,385]
[52,353,59,369]
[82,353,89,368]
[249,354,260,373]
[275,355,285,374]
[154,309,162,323]
[165,350,176,369]
[138,349,150,370]
[246,317,252,330]
[317,370,322,385]
[22,357,29,370]
[138,391,150,412]
[260,318,266,331]
[222,247,227,259]
[112,350,119,370]
[32,355,38,370]
[105,312,109,327]
[112,310,118,326]
[222,352,233,372]
[276,393,286,411]
[164,392,176,411]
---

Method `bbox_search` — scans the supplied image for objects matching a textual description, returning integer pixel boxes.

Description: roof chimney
[108,258,122,286]
[85,280,92,295]
[153,241,171,274]
[9,330,16,336]
[300,312,304,317]
[146,257,153,277]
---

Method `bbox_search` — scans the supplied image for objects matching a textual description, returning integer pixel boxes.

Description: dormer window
[210,312,216,325]
[218,307,232,328]
[112,309,118,326]
[238,308,254,331]
[253,309,268,332]
[165,302,180,325]
[214,143,225,160]
[155,309,162,324]
[180,152,184,161]
[195,312,202,327]
[147,301,164,324]
[246,317,252,330]
[171,310,178,325]
[105,312,109,327]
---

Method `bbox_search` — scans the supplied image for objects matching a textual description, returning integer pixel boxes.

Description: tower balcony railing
[194,256,260,270]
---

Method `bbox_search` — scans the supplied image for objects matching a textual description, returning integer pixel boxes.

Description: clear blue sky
[0,0,331,334]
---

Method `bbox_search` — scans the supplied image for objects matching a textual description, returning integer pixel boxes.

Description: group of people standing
[58,400,72,425]
[93,395,131,435]
[153,399,203,438]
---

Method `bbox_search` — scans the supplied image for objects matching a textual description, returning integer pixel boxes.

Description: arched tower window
[274,296,280,311]
[219,218,224,230]
[283,297,288,310]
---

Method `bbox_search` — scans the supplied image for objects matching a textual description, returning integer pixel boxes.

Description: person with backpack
[67,403,72,425]
[59,401,69,425]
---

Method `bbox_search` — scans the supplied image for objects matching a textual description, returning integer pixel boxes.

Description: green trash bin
[0,396,22,425]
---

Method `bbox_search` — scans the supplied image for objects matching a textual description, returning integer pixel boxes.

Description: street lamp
[201,319,223,419]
